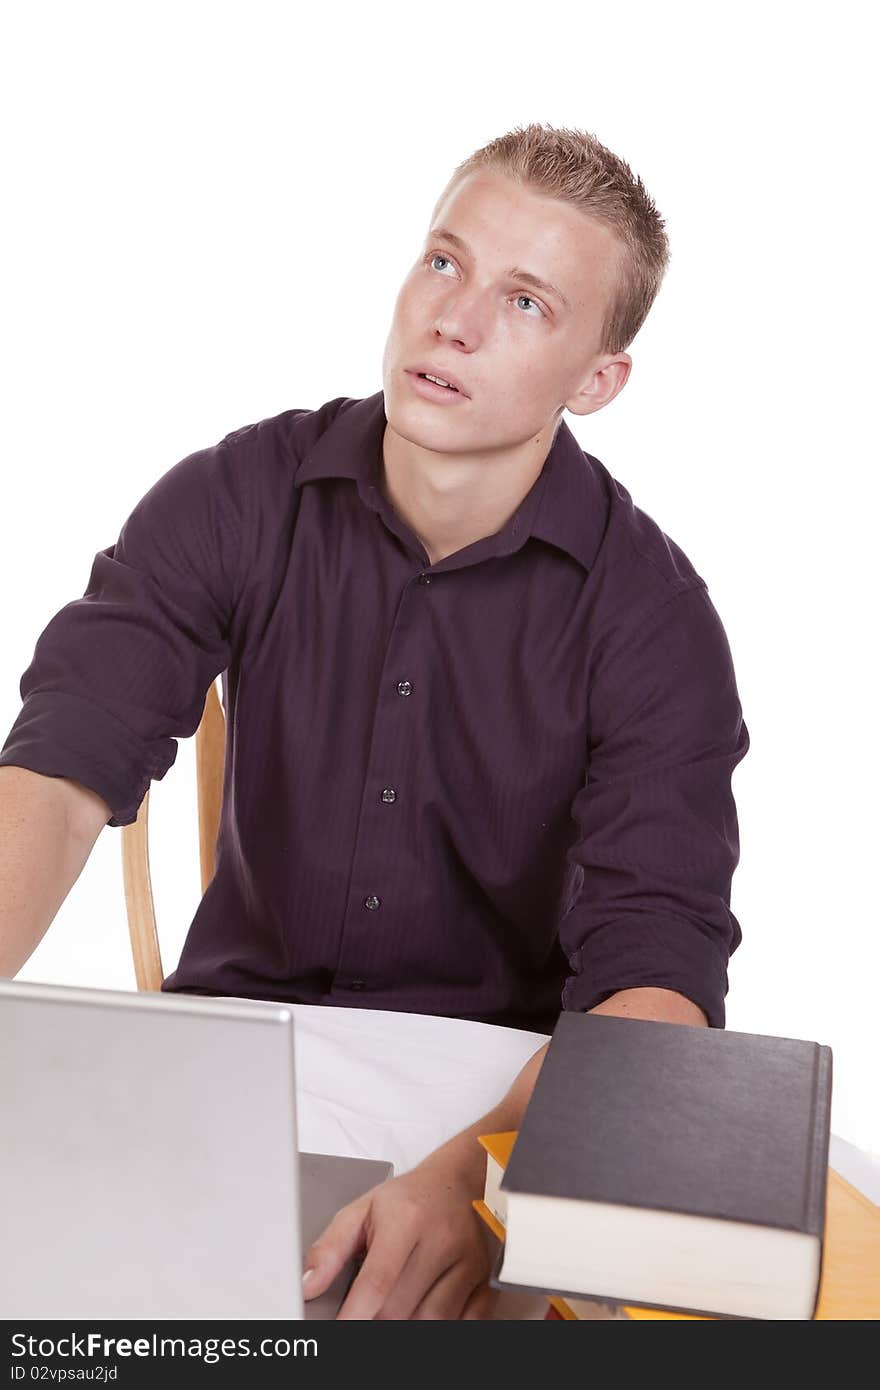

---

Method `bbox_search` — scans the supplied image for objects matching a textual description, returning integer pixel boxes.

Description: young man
[0,123,750,1318]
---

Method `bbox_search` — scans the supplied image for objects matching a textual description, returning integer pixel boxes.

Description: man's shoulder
[583,452,710,661]
[219,393,356,467]
[591,455,705,594]
[131,395,357,542]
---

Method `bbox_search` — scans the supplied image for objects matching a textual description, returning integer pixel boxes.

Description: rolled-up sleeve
[0,436,246,827]
[558,580,750,1029]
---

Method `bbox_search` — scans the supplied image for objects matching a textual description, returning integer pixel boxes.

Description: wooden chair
[121,678,226,990]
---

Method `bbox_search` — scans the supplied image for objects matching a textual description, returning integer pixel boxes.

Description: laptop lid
[0,978,392,1319]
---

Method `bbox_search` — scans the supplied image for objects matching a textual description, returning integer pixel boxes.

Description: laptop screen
[0,978,391,1318]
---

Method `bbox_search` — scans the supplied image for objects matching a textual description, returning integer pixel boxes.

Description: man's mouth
[417,373,459,392]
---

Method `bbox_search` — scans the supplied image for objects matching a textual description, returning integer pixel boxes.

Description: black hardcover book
[491,1011,832,1319]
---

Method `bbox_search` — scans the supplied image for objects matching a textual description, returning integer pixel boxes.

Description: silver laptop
[0,978,393,1319]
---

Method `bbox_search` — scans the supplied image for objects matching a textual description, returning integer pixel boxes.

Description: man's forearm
[417,987,708,1194]
[0,766,110,977]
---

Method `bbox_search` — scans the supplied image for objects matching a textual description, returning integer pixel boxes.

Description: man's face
[381,169,630,457]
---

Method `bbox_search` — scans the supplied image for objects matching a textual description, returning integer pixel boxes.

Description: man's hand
[300,990,702,1320]
[301,1151,499,1320]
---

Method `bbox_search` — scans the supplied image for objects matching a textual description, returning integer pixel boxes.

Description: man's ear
[565,352,632,418]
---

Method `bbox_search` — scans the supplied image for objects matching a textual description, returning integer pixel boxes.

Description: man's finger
[334,1216,422,1319]
[376,1220,489,1319]
[407,1260,481,1320]
[460,1283,500,1320]
[301,1196,371,1301]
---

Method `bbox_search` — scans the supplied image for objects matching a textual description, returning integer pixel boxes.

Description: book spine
[805,1046,833,1236]
[806,1045,833,1319]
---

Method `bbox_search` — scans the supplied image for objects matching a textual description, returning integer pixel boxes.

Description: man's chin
[383,394,473,455]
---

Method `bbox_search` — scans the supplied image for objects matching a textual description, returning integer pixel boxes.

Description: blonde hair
[433,122,670,356]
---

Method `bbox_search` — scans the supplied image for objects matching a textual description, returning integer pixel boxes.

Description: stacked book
[472,1012,880,1320]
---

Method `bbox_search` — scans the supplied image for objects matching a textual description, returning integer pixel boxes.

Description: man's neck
[380,417,559,566]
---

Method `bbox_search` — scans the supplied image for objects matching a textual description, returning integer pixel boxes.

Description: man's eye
[515,294,543,317]
[424,254,544,318]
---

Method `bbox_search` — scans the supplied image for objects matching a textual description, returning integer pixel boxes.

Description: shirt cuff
[560,914,731,1029]
[0,689,178,828]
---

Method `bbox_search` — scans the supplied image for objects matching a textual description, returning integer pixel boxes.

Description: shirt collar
[294,389,607,574]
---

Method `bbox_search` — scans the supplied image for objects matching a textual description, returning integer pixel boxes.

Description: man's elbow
[587,986,709,1027]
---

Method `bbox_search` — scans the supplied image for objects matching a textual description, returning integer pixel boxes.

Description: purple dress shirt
[0,390,750,1031]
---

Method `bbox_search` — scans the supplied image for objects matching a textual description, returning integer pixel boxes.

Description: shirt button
[381,788,397,803]
[350,978,366,991]
[397,680,413,696]
[364,894,381,910]
[418,572,432,585]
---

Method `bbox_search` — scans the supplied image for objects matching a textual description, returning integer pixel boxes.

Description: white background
[1,2,877,1155]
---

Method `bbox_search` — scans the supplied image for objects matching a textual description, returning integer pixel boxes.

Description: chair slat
[121,787,163,991]
[196,680,225,894]
[121,678,226,990]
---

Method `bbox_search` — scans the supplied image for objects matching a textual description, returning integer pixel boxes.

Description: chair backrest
[121,679,226,990]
